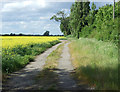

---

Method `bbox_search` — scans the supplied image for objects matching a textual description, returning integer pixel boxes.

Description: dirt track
[56,42,90,90]
[2,41,91,91]
[2,42,63,91]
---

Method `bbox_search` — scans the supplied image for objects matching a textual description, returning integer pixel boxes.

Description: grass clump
[69,38,118,90]
[36,43,64,90]
[58,37,67,40]
[44,43,64,69]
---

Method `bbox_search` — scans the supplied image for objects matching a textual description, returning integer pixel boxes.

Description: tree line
[50,1,119,43]
[1,31,64,36]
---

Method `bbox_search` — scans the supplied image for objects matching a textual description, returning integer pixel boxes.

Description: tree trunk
[77,32,79,39]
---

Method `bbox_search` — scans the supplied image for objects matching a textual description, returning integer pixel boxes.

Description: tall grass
[69,38,118,90]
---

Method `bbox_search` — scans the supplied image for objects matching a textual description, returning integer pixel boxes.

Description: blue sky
[1,0,114,35]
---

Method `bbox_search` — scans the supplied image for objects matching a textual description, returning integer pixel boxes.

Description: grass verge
[58,37,67,40]
[35,43,64,90]
[69,38,118,90]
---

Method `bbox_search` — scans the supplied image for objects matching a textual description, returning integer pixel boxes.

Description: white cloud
[39,16,50,20]
[61,9,70,12]
[20,21,25,25]
[1,0,47,12]
[43,24,51,30]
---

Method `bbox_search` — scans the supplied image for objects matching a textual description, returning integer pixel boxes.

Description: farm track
[56,42,90,90]
[2,41,64,91]
[2,40,91,91]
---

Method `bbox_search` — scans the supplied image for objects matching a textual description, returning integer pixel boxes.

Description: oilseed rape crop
[2,36,64,49]
[2,36,64,73]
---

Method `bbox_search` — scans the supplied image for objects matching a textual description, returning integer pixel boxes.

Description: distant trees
[1,32,64,36]
[10,33,15,36]
[43,31,50,36]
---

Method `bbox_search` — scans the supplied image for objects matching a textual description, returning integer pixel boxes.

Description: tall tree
[50,11,71,36]
[86,2,97,25]
[69,0,90,39]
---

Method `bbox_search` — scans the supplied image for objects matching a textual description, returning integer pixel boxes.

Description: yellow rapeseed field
[2,36,65,73]
[2,36,64,49]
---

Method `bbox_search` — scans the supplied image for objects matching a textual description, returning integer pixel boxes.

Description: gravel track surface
[2,42,63,91]
[57,42,90,90]
[2,41,91,91]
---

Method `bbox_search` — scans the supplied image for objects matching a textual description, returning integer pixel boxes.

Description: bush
[79,3,118,44]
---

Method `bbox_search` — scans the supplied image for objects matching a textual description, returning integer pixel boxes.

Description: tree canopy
[50,11,71,36]
[43,31,50,36]
[50,1,119,43]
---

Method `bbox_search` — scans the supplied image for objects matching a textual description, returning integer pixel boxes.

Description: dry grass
[35,43,64,90]
[69,38,118,90]
[44,43,64,69]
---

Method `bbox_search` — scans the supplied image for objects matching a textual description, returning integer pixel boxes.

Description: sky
[0,0,115,35]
